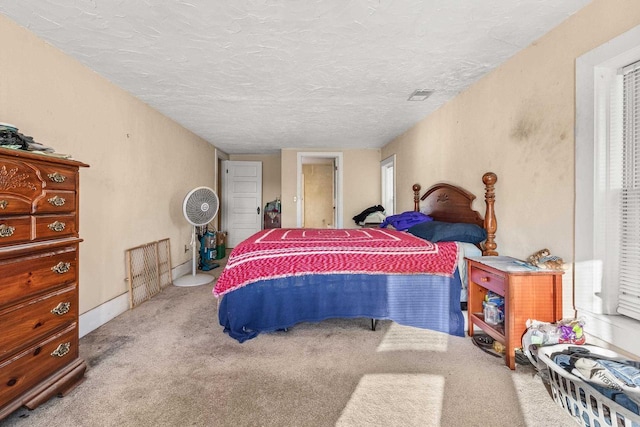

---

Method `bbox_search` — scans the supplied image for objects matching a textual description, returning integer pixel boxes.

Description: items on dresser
[0,123,58,155]
[0,147,88,420]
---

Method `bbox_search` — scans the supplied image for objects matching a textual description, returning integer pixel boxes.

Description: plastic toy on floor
[522,318,586,365]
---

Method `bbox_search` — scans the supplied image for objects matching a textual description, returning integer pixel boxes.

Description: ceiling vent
[408,89,434,101]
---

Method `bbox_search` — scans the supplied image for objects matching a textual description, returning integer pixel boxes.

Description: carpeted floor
[2,269,576,427]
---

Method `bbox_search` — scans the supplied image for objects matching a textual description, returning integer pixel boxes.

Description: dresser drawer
[34,191,76,214]
[470,266,506,295]
[0,286,77,358]
[34,214,76,240]
[0,216,31,246]
[0,247,77,306]
[37,164,77,191]
[0,326,78,405]
[0,195,33,215]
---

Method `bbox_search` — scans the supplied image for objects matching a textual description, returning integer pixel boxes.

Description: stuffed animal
[527,248,564,270]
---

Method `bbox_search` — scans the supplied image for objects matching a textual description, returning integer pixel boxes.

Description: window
[618,61,640,320]
[575,24,640,354]
[381,155,395,216]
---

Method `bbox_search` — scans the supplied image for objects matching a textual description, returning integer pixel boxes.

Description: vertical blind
[618,60,640,320]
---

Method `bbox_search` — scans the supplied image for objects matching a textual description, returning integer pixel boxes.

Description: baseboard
[79,292,129,338]
[172,259,192,281]
[578,310,640,358]
[79,263,192,337]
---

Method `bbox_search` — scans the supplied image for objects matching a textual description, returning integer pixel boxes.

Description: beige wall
[1,15,217,314]
[229,153,282,209]
[281,149,381,228]
[382,0,640,263]
[381,0,640,337]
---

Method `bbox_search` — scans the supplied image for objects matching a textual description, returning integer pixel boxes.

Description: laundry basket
[536,344,640,427]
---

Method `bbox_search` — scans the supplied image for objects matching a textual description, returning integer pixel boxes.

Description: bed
[214,172,498,343]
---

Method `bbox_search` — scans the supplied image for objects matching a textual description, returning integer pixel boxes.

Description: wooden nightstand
[466,256,563,370]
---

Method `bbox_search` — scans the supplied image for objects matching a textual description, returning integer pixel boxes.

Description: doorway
[296,152,343,228]
[381,154,396,216]
[221,160,262,248]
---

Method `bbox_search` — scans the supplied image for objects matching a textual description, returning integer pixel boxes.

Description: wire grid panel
[157,238,172,290]
[126,238,173,308]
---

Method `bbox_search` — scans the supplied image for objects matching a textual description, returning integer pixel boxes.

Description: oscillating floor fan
[173,186,219,287]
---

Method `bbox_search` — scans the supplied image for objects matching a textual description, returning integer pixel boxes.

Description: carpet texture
[2,275,575,426]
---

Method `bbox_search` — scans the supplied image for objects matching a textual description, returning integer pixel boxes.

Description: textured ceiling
[0,1,590,154]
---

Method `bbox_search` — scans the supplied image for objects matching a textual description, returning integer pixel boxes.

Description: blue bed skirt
[218,270,464,343]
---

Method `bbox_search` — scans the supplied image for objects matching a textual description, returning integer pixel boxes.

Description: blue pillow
[407,221,487,243]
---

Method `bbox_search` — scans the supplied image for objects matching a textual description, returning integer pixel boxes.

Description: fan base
[173,273,214,287]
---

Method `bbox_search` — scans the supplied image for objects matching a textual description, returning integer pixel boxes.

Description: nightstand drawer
[470,266,505,295]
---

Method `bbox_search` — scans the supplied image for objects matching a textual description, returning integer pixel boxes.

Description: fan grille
[183,187,219,226]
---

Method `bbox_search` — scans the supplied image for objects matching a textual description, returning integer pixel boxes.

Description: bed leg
[371,319,377,331]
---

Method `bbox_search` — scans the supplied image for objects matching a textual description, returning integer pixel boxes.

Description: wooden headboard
[412,172,498,256]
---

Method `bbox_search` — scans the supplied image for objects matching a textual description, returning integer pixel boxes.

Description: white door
[222,161,262,248]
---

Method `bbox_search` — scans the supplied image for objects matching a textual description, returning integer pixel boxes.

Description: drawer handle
[480,276,489,282]
[51,302,71,315]
[48,221,66,232]
[48,195,66,207]
[0,224,15,237]
[47,172,67,183]
[0,200,7,209]
[51,342,71,358]
[52,261,71,274]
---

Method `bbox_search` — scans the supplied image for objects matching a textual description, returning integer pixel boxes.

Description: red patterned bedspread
[213,228,458,297]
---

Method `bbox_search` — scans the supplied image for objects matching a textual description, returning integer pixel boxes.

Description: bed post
[482,172,498,256]
[412,184,421,212]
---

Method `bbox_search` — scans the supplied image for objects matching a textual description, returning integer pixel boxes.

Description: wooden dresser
[0,148,88,420]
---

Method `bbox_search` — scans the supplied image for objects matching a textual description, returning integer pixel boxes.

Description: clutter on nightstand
[526,248,565,270]
[483,291,504,325]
